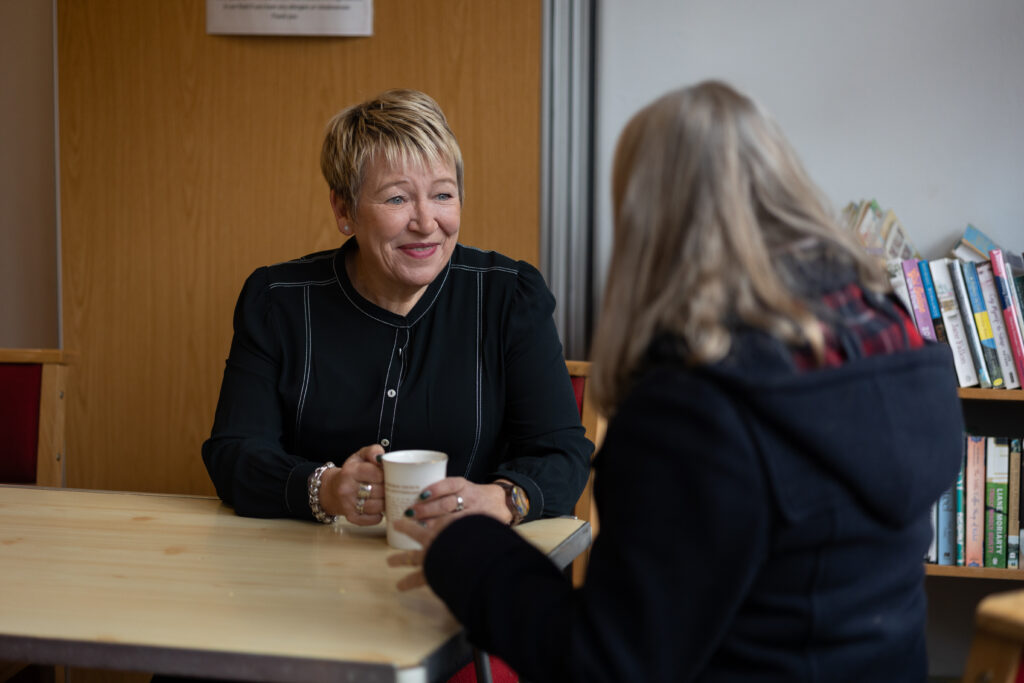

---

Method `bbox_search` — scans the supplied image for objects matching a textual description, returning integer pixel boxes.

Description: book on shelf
[961,260,1005,388]
[886,260,912,315]
[936,480,956,566]
[965,434,987,567]
[881,210,917,263]
[977,261,1021,388]
[948,259,991,388]
[929,258,979,388]
[955,445,966,567]
[1001,251,1024,352]
[901,260,937,342]
[1009,438,1021,569]
[951,224,1024,273]
[918,260,948,344]
[985,437,1009,568]
[990,250,1024,385]
[925,502,938,563]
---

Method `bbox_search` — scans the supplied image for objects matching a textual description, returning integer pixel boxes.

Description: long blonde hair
[590,81,887,415]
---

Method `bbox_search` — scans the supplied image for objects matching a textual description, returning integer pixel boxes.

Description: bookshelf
[925,387,1024,581]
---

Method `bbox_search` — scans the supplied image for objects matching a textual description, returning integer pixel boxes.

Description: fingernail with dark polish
[418,490,432,500]
[375,454,383,464]
[404,508,415,517]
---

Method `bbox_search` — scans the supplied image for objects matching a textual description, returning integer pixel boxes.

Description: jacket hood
[691,338,964,528]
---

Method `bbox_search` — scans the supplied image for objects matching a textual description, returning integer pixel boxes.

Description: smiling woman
[201,89,592,552]
[331,156,461,316]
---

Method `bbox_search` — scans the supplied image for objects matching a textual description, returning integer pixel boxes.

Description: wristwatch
[495,481,529,526]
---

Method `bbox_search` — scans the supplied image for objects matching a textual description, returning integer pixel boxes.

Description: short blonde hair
[320,89,464,211]
[590,81,887,414]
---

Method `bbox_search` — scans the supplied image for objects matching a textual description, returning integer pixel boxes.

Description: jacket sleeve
[201,268,319,519]
[424,367,772,682]
[488,263,592,519]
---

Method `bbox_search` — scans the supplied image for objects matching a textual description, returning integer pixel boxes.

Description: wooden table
[0,486,590,682]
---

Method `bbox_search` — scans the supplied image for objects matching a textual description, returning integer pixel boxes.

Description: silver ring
[357,483,372,500]
[454,495,464,513]
[355,497,366,515]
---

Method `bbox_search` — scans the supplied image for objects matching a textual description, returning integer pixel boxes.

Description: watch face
[509,485,528,518]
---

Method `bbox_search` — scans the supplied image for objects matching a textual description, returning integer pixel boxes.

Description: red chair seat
[0,364,43,484]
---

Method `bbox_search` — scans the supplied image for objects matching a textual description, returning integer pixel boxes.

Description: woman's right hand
[318,444,385,525]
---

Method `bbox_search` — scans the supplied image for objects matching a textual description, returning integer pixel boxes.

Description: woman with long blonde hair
[391,81,963,682]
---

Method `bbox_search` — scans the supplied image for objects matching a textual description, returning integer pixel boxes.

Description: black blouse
[202,239,592,522]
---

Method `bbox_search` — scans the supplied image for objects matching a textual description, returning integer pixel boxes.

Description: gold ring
[454,495,464,513]
[357,483,372,500]
[355,497,366,515]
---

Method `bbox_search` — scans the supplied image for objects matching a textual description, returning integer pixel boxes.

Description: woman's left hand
[402,477,511,525]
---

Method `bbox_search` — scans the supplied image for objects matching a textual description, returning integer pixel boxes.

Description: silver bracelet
[308,461,338,524]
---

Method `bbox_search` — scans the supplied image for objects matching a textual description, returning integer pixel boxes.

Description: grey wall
[593,1,1024,677]
[0,0,59,349]
[594,0,1024,304]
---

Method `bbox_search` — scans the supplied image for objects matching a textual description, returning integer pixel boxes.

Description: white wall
[594,0,1024,302]
[593,1,1024,677]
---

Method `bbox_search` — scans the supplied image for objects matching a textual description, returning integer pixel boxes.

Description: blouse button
[381,438,390,447]
[387,389,397,398]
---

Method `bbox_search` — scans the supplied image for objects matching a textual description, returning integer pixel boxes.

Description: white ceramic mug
[380,450,448,549]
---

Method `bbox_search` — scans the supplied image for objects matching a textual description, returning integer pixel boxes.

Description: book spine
[989,250,1024,383]
[918,260,947,343]
[965,435,986,567]
[961,260,1005,388]
[977,262,1021,389]
[1008,437,1021,569]
[926,501,937,563]
[985,437,1009,568]
[929,259,979,388]
[887,260,912,314]
[948,259,991,388]
[937,480,956,566]
[956,441,966,567]
[902,260,937,341]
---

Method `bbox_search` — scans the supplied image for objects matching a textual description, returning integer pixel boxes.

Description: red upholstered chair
[0,348,70,488]
[565,360,605,587]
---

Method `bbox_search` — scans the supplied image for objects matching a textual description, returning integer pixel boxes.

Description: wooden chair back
[565,360,606,586]
[961,587,1024,683]
[0,349,70,487]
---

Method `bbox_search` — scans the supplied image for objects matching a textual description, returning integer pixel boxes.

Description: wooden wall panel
[58,0,542,494]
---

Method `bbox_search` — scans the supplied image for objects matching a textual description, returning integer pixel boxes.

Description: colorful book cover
[961,260,1004,388]
[918,259,947,343]
[956,441,966,567]
[902,260,937,341]
[985,436,1009,569]
[989,250,1024,383]
[1008,437,1021,570]
[936,480,956,566]
[976,261,1021,389]
[948,259,991,388]
[929,258,979,388]
[965,435,986,568]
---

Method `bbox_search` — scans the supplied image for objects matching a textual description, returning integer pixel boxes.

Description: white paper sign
[207,0,372,36]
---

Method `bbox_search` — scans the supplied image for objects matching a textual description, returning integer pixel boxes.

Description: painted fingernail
[404,508,415,517]
[375,454,383,464]
[418,490,432,500]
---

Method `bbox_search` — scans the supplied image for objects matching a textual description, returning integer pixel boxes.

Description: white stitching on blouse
[295,285,313,439]
[464,271,483,474]
[268,278,336,289]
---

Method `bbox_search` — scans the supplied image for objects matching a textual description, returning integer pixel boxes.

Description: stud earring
[341,224,351,234]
